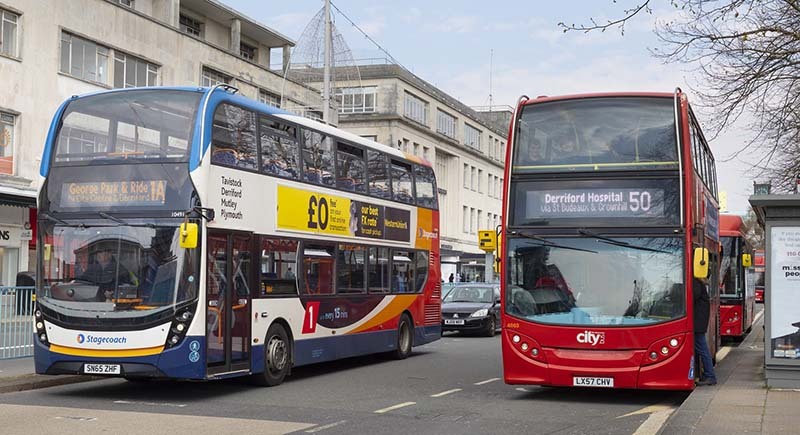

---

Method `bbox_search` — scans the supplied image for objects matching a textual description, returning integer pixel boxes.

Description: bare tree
[561,1,800,192]
[741,208,765,249]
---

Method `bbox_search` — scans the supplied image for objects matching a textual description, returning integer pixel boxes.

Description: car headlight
[471,308,489,318]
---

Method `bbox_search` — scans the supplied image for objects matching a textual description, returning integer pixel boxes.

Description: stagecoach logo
[77,334,85,344]
[576,330,605,346]
[75,333,128,345]
[418,228,438,240]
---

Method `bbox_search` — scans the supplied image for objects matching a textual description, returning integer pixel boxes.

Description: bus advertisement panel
[33,86,440,385]
[501,91,720,391]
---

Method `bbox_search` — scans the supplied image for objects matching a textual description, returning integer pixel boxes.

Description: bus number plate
[83,363,121,375]
[573,376,613,388]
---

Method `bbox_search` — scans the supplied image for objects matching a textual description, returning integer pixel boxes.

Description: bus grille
[425,282,442,325]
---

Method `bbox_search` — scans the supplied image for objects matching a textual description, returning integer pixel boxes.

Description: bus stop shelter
[750,194,800,388]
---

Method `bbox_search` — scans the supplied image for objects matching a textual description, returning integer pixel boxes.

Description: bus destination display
[62,180,167,207]
[526,188,665,219]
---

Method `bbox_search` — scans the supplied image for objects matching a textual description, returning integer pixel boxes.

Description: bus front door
[206,231,252,375]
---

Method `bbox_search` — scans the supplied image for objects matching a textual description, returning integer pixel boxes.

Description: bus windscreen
[513,97,678,172]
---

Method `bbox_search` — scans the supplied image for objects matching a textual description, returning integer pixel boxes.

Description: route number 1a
[307,196,329,230]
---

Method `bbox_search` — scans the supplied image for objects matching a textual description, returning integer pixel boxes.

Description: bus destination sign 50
[526,188,665,219]
[62,180,167,207]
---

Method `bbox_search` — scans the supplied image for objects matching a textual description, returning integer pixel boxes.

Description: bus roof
[521,92,674,107]
[719,214,745,237]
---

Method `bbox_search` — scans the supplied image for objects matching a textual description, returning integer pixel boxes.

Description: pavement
[2,310,799,435]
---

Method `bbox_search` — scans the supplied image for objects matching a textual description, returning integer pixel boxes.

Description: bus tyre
[485,315,496,337]
[393,314,413,360]
[255,323,291,387]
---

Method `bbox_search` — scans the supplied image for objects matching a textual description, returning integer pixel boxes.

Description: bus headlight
[169,335,180,345]
[36,322,44,330]
[471,309,488,318]
[176,323,186,332]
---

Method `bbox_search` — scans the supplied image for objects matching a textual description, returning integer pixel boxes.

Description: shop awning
[0,185,37,208]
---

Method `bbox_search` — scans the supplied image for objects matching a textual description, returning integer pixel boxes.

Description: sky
[225,0,761,213]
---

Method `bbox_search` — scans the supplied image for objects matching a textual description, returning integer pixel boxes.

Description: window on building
[423,146,430,161]
[413,142,420,156]
[258,89,281,108]
[462,206,469,233]
[478,169,483,193]
[240,42,257,61]
[113,52,158,88]
[1,9,19,58]
[116,0,134,8]
[404,92,428,125]
[336,87,377,113]
[360,135,378,142]
[60,32,109,84]
[302,243,335,295]
[368,247,390,293]
[488,135,494,159]
[337,244,366,294]
[259,117,299,179]
[470,208,476,234]
[211,104,258,170]
[201,66,231,87]
[437,110,456,138]
[463,163,469,188]
[471,166,477,190]
[0,112,15,175]
[477,210,483,231]
[336,142,366,194]
[465,123,481,151]
[179,13,202,37]
[301,129,335,186]
[259,237,298,296]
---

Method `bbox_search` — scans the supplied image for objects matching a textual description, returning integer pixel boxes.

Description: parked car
[441,283,501,336]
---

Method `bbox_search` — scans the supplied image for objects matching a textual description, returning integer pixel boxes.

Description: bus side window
[260,237,298,296]
[367,151,391,200]
[414,250,429,293]
[368,247,390,293]
[260,118,299,179]
[301,129,335,187]
[413,165,437,209]
[211,104,257,170]
[391,160,415,204]
[391,250,415,293]
[336,142,366,193]
[302,243,335,295]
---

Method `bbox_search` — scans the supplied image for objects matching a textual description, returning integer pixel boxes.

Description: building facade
[321,63,509,282]
[0,0,329,285]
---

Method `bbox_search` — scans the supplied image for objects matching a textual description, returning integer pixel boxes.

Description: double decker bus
[33,86,441,385]
[719,214,755,339]
[754,249,765,303]
[501,90,720,390]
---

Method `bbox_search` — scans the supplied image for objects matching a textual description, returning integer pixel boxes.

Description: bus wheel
[485,315,496,337]
[254,323,291,387]
[393,314,413,360]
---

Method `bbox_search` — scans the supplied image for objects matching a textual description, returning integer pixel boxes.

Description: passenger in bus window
[284,266,296,280]
[550,134,581,164]
[526,138,544,164]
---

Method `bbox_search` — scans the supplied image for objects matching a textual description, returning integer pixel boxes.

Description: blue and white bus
[34,86,441,385]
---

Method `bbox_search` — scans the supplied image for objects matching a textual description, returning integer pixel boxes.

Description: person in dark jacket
[693,276,717,385]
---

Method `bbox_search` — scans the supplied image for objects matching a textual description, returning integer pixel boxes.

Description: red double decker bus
[719,215,755,339]
[501,90,720,390]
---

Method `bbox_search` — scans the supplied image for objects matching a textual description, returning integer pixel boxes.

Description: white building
[0,0,329,285]
[318,62,509,282]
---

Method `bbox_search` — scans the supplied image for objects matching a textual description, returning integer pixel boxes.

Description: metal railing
[0,286,36,359]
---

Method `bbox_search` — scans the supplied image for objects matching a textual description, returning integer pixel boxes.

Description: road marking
[618,403,677,435]
[753,309,764,325]
[515,387,529,392]
[305,420,347,433]
[374,402,416,414]
[55,416,97,422]
[716,346,732,362]
[474,377,500,385]
[113,400,187,408]
[430,388,462,397]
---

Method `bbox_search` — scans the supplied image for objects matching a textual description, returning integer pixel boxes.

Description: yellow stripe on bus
[512,161,678,170]
[49,344,165,357]
[350,295,418,334]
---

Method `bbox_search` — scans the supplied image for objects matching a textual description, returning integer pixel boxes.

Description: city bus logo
[77,334,85,344]
[418,228,438,240]
[576,330,605,346]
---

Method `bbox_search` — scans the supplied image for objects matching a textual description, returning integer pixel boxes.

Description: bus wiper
[508,230,597,254]
[577,229,670,254]
[99,212,127,225]
[41,212,68,225]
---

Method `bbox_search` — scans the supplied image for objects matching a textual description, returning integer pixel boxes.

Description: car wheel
[485,315,496,337]
[252,323,291,387]
[393,314,413,359]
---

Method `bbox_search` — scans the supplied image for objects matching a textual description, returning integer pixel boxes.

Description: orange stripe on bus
[50,344,165,357]
[350,295,418,334]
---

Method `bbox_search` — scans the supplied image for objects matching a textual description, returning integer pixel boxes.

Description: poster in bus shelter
[769,226,800,359]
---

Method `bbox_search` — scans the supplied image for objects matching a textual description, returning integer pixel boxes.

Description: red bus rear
[719,215,756,339]
[754,250,765,303]
[501,90,720,391]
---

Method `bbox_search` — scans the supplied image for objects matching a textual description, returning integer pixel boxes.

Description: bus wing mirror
[693,247,709,279]
[742,253,752,268]
[179,223,198,249]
